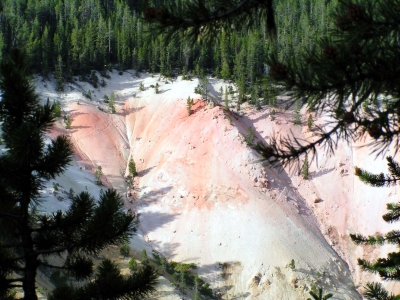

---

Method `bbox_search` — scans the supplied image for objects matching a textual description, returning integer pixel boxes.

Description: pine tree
[55,55,64,92]
[95,165,103,185]
[292,99,301,125]
[120,242,130,258]
[301,154,309,180]
[109,91,116,113]
[65,115,71,129]
[0,49,158,300]
[307,114,313,130]
[187,96,194,116]
[224,86,229,111]
[128,158,138,177]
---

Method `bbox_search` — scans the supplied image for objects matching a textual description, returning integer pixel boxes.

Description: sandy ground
[33,70,399,298]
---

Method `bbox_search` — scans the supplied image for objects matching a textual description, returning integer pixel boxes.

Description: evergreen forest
[0,0,336,86]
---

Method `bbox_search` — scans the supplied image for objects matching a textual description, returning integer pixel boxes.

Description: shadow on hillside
[310,167,335,179]
[69,110,88,118]
[148,240,181,259]
[138,186,173,204]
[139,210,178,234]
[69,125,91,133]
[138,166,155,177]
[129,106,145,113]
[157,88,171,94]
[196,260,251,299]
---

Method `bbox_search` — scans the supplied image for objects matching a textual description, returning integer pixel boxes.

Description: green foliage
[53,182,59,191]
[289,259,295,270]
[55,55,64,92]
[224,86,229,110]
[95,165,103,185]
[355,157,400,188]
[292,99,301,125]
[65,115,71,129]
[128,158,138,177]
[307,114,313,130]
[141,250,149,265]
[155,83,159,94]
[52,100,62,118]
[83,90,92,100]
[307,287,333,300]
[120,242,130,258]
[302,155,309,180]
[90,71,99,88]
[67,188,75,200]
[187,96,194,116]
[128,257,137,272]
[245,127,256,146]
[139,83,145,91]
[363,282,399,300]
[109,92,116,113]
[352,157,400,296]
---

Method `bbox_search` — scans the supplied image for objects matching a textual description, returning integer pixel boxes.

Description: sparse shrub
[83,90,92,100]
[187,96,194,116]
[95,165,103,185]
[139,83,145,91]
[119,242,130,258]
[289,259,295,270]
[293,99,301,124]
[90,71,99,88]
[141,250,149,265]
[109,92,116,113]
[65,116,71,129]
[308,114,313,130]
[245,127,256,145]
[128,257,137,272]
[67,188,74,200]
[128,158,138,177]
[53,182,59,191]
[302,154,309,180]
[224,86,229,110]
[52,100,62,118]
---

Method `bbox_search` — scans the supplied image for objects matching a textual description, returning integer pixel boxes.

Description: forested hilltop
[0,0,336,83]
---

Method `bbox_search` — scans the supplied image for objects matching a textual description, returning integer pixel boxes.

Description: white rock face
[35,72,372,299]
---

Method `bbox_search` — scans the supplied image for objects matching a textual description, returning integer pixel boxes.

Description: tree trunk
[21,191,38,300]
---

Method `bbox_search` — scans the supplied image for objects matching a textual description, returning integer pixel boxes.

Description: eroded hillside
[35,70,398,298]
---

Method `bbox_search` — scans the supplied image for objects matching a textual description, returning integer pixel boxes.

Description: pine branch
[363,282,394,300]
[350,233,385,246]
[383,203,400,223]
[34,190,135,257]
[387,156,400,178]
[48,260,158,300]
[355,157,400,187]
[358,252,400,281]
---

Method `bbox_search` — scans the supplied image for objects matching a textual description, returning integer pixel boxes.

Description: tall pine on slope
[0,49,158,300]
[351,157,400,298]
